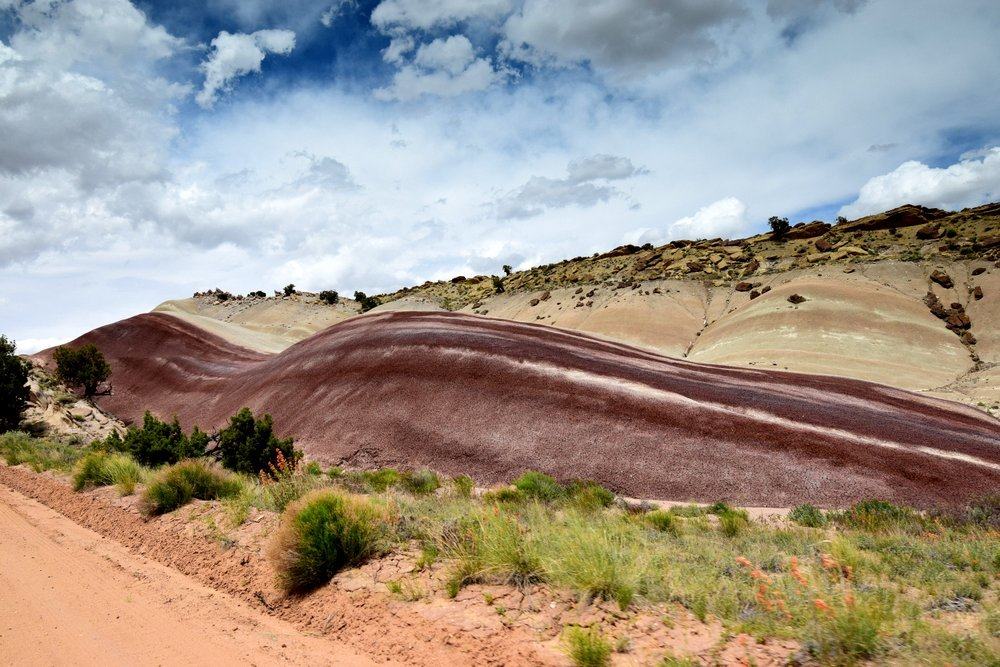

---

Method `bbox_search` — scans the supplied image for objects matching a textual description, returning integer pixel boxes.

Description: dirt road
[0,484,381,666]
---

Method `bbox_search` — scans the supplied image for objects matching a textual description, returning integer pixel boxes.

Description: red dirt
[37,310,1000,507]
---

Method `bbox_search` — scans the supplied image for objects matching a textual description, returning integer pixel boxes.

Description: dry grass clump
[141,459,241,516]
[269,488,396,592]
[72,450,146,495]
[0,431,83,472]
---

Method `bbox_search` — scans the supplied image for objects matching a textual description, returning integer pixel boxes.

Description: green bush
[563,626,612,667]
[354,468,400,492]
[482,486,526,504]
[835,499,922,532]
[353,291,380,313]
[513,470,564,501]
[451,474,474,498]
[283,283,296,296]
[52,343,111,397]
[217,408,296,475]
[318,290,339,305]
[0,335,29,432]
[141,460,240,516]
[400,469,441,495]
[268,488,395,592]
[566,480,615,511]
[718,508,749,537]
[768,215,791,241]
[645,509,679,535]
[72,451,144,495]
[105,412,207,467]
[790,503,827,528]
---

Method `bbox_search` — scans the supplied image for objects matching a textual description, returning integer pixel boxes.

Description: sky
[2,0,1000,352]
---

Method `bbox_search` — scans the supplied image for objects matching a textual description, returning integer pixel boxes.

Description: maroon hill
[38,311,1000,507]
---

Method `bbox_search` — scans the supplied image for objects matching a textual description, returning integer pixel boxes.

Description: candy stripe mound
[37,311,1000,508]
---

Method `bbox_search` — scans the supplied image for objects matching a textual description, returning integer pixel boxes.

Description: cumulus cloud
[839,148,1000,218]
[626,197,750,245]
[371,0,513,31]
[375,35,505,101]
[320,0,357,27]
[495,154,645,220]
[500,0,747,77]
[196,29,296,108]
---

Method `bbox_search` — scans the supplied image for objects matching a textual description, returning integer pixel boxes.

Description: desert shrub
[444,508,542,593]
[645,509,679,535]
[259,449,323,512]
[141,460,240,516]
[0,431,83,471]
[353,291,380,313]
[269,488,395,592]
[400,468,441,495]
[283,283,296,296]
[536,510,643,609]
[108,412,207,467]
[53,343,111,397]
[502,264,513,276]
[563,626,612,667]
[0,335,29,432]
[217,408,297,475]
[482,486,526,504]
[718,509,749,537]
[768,216,790,241]
[834,499,922,532]
[72,451,144,495]
[513,470,564,501]
[451,474,474,498]
[807,596,891,665]
[790,503,827,528]
[318,290,339,305]
[566,480,615,511]
[491,275,505,293]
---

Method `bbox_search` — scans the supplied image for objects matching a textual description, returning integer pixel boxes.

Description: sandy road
[0,484,381,667]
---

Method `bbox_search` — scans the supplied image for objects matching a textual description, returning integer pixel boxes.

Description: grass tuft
[513,470,564,501]
[790,503,827,527]
[72,450,145,495]
[563,626,612,667]
[400,468,441,495]
[644,509,680,535]
[141,459,240,516]
[269,488,396,592]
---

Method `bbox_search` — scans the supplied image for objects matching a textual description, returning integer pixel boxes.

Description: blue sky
[1,0,1000,351]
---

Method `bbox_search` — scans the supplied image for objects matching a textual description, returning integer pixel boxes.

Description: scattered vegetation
[768,215,791,241]
[140,459,241,516]
[0,431,83,471]
[353,290,380,313]
[53,343,111,397]
[283,283,296,296]
[217,407,297,475]
[72,450,145,495]
[268,488,395,592]
[491,275,505,293]
[102,411,208,467]
[0,335,29,432]
[790,502,827,527]
[564,626,612,667]
[318,289,339,305]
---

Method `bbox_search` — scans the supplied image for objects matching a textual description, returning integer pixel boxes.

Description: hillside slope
[34,311,1000,507]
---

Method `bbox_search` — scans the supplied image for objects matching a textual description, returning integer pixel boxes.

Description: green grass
[140,459,241,516]
[400,468,441,495]
[71,450,146,495]
[563,626,612,667]
[513,470,564,501]
[790,503,827,527]
[0,431,85,472]
[644,509,680,535]
[268,488,395,592]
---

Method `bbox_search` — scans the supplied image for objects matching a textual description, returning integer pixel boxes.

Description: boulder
[972,267,987,276]
[837,204,947,232]
[787,294,807,304]
[734,281,753,292]
[749,290,761,300]
[929,270,954,289]
[972,286,984,301]
[915,223,942,240]
[961,332,978,345]
[815,238,835,253]
[529,298,540,307]
[785,221,831,240]
[686,261,704,273]
[539,290,552,301]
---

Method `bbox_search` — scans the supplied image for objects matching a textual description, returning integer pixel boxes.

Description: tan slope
[155,293,355,353]
[457,259,993,405]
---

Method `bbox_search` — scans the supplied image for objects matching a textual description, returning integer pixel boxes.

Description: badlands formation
[35,203,1000,507]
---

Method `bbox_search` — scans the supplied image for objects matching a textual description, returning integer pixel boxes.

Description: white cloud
[375,36,505,101]
[840,148,1000,218]
[495,154,645,220]
[14,337,63,355]
[320,0,357,27]
[371,0,513,31]
[196,29,296,108]
[626,197,750,244]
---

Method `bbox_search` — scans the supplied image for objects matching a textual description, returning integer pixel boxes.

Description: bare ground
[0,483,380,666]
